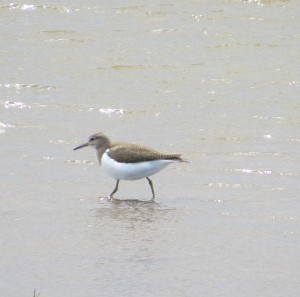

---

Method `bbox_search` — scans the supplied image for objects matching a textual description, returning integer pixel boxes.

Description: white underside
[101,150,176,180]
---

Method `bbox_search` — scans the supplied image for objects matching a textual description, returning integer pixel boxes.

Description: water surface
[1,1,300,296]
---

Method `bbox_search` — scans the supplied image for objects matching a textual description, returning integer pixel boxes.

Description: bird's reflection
[104,196,158,206]
[93,196,173,227]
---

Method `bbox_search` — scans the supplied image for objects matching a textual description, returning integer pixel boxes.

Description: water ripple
[66,159,94,165]
[2,101,30,109]
[1,83,58,90]
[5,3,70,13]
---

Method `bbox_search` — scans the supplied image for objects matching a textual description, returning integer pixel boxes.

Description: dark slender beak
[73,142,89,151]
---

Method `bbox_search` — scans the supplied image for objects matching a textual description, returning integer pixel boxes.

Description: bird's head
[73,133,110,151]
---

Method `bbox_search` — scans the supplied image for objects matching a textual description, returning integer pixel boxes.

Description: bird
[73,132,188,199]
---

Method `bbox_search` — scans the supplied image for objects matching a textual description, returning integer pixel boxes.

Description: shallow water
[1,1,300,296]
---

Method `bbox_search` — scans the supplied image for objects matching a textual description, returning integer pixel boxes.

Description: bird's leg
[146,177,155,199]
[109,180,119,198]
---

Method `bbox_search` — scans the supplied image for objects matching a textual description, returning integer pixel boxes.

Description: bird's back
[107,142,185,164]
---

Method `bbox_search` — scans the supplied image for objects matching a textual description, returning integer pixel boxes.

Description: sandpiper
[74,132,188,199]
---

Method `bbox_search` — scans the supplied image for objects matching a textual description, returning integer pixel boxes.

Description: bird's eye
[90,137,95,141]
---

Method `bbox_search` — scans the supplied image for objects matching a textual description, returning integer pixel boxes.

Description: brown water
[1,1,300,296]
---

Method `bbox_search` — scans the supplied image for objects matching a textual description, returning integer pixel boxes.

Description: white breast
[101,150,175,180]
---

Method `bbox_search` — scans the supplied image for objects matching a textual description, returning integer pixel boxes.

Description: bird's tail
[165,154,191,163]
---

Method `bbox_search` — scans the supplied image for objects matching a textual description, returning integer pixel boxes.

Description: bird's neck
[96,146,108,164]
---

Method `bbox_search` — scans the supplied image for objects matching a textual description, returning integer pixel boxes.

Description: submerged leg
[146,177,155,199]
[109,180,120,198]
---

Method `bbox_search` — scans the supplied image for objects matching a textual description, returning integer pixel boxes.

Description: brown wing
[107,143,183,163]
